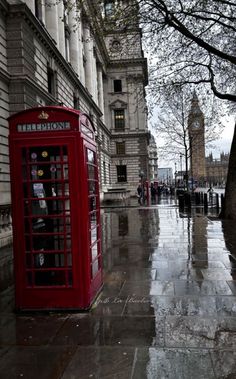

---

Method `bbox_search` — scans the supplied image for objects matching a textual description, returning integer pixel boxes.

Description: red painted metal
[145,180,150,205]
[8,106,103,310]
[154,181,158,190]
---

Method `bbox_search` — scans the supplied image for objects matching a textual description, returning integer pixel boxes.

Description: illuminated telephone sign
[8,106,102,310]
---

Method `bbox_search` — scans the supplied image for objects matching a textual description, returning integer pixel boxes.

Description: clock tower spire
[188,93,206,183]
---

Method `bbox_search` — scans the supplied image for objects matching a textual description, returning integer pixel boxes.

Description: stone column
[77,11,85,84]
[26,0,46,25]
[92,52,98,104]
[45,0,59,45]
[57,0,66,58]
[83,24,93,96]
[97,64,105,120]
[41,0,46,25]
[68,4,79,75]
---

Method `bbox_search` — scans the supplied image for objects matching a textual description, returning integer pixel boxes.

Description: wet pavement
[1,198,236,378]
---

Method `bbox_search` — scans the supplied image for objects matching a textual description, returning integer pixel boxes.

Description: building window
[114,109,125,130]
[103,161,106,184]
[47,66,56,96]
[108,163,111,184]
[117,165,127,182]
[116,142,125,155]
[114,80,122,93]
[73,95,80,110]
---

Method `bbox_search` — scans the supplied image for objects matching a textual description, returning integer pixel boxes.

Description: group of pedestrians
[137,183,158,205]
[137,183,216,206]
[137,182,175,205]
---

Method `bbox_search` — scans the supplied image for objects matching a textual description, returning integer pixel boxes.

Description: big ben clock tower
[188,92,206,182]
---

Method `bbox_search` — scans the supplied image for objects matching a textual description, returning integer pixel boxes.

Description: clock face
[110,39,122,52]
[192,120,200,128]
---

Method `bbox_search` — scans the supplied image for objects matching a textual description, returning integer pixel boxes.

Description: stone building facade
[0,0,149,248]
[206,152,229,185]
[148,134,158,182]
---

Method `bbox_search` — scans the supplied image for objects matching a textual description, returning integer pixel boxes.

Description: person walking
[207,186,214,203]
[137,184,145,205]
[150,183,156,203]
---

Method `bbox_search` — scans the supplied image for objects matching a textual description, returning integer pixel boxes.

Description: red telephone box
[8,106,103,310]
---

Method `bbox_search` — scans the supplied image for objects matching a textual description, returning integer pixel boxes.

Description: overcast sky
[206,116,235,157]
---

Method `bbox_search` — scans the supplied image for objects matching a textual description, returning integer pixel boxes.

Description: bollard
[178,194,184,210]
[216,193,219,212]
[200,192,204,205]
[184,192,191,209]
[204,193,208,213]
[195,192,200,205]
[221,194,225,212]
[145,180,150,205]
[199,192,202,205]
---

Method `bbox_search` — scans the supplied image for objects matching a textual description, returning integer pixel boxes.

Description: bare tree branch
[164,12,236,64]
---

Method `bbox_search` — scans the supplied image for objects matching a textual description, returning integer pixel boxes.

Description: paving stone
[1,201,236,377]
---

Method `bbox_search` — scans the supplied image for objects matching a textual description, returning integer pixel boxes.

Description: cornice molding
[0,0,8,14]
[108,58,148,84]
[111,153,149,158]
[109,57,147,67]
[111,131,150,139]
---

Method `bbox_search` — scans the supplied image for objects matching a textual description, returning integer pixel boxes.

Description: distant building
[158,168,173,184]
[148,134,158,181]
[206,152,229,185]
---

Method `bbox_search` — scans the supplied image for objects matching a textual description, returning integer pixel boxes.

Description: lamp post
[180,154,183,184]
[189,136,194,191]
[175,162,177,187]
[139,170,145,204]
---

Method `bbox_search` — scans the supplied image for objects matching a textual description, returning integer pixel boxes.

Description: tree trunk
[221,123,236,219]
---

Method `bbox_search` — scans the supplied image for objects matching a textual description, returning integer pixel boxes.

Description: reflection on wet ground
[1,198,236,378]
